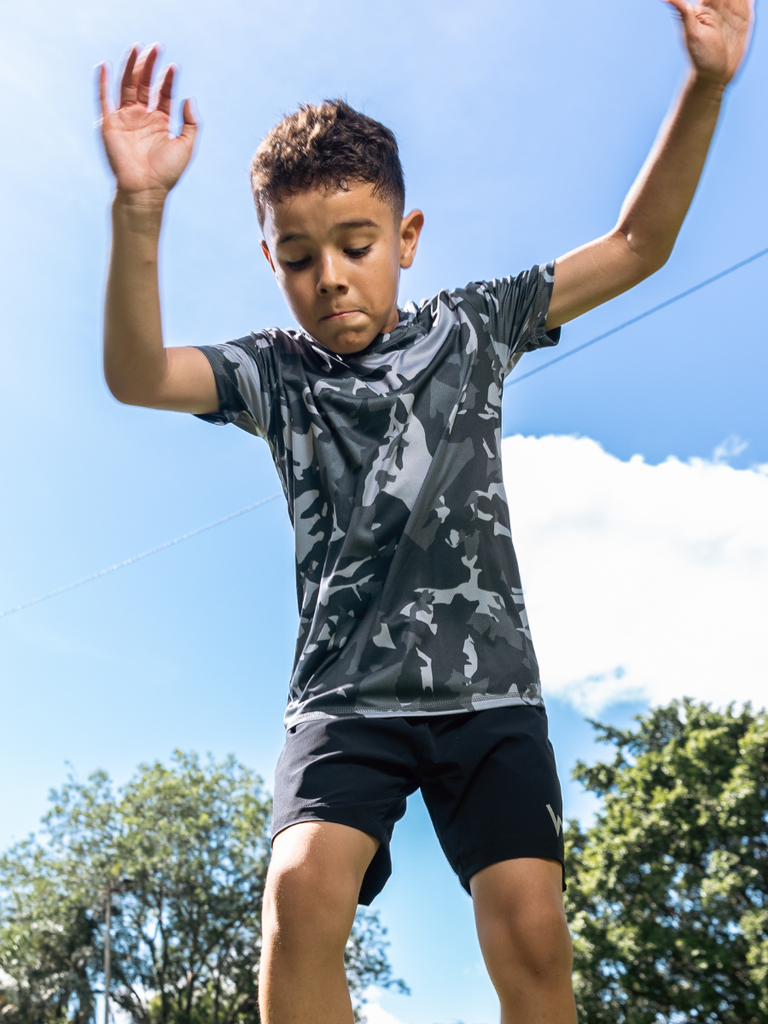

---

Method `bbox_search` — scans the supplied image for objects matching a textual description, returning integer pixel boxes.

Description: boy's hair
[251,99,405,228]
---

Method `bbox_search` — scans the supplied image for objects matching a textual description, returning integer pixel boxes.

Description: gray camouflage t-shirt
[197,263,560,727]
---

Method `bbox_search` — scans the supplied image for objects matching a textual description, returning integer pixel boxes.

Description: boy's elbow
[104,368,132,405]
[105,374,127,405]
[641,245,672,278]
[104,370,156,408]
[103,351,172,408]
[613,227,672,286]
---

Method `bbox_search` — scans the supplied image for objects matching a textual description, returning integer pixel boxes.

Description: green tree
[0,752,406,1023]
[566,699,768,1024]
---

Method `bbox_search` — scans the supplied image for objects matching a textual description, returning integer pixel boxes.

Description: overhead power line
[3,245,766,620]
[505,245,768,388]
[0,493,282,619]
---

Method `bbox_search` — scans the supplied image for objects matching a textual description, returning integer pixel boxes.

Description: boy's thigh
[272,716,420,905]
[420,706,565,895]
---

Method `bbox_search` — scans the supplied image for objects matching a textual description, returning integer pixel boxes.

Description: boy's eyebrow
[277,219,380,245]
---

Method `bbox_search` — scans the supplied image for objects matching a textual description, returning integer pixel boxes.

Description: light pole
[103,876,131,1024]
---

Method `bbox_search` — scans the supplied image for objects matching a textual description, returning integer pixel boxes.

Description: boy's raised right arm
[100,45,219,414]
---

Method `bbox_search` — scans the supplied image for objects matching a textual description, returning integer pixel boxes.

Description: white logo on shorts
[546,803,562,837]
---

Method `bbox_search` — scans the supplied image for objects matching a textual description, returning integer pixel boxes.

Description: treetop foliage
[0,751,405,1023]
[3,702,764,1024]
[566,699,768,1024]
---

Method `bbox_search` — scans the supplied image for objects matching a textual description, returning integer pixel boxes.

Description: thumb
[178,97,200,143]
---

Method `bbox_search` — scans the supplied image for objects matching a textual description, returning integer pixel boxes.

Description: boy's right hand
[101,45,217,415]
[99,45,198,201]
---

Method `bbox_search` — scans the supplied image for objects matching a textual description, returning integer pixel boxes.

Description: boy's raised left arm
[546,0,754,331]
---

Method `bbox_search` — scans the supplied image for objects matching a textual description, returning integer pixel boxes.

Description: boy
[98,2,752,1021]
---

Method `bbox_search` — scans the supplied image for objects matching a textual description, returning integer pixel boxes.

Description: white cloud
[501,435,768,714]
[362,1004,409,1024]
[360,988,409,1024]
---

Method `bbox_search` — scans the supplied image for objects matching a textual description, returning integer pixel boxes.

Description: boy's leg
[419,707,572,1023]
[470,857,577,1024]
[259,820,380,1024]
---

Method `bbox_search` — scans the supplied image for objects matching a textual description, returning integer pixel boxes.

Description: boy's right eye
[285,257,311,270]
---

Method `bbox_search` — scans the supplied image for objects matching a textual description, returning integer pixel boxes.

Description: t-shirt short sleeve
[194,334,276,438]
[462,261,561,378]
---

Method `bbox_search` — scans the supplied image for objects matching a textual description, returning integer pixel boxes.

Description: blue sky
[1,0,767,1021]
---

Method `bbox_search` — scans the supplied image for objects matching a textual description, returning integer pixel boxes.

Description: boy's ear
[261,240,276,273]
[399,209,424,270]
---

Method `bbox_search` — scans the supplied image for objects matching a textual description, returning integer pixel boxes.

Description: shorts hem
[271,810,394,906]
[271,809,390,849]
[458,839,566,895]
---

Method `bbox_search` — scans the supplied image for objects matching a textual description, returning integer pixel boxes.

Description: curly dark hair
[251,99,405,227]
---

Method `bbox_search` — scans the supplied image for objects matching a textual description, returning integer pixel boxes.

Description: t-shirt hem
[284,692,544,729]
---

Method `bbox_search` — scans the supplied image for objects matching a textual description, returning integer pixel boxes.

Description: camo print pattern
[197,263,559,727]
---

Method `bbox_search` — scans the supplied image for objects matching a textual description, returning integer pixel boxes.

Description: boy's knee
[266,847,356,913]
[517,905,572,978]
[483,898,572,981]
[473,860,572,983]
[263,824,373,953]
[263,861,354,958]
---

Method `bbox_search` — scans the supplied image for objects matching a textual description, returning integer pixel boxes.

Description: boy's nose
[316,253,348,294]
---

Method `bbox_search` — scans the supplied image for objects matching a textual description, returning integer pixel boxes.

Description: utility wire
[505,244,768,387]
[3,246,767,620]
[0,493,282,619]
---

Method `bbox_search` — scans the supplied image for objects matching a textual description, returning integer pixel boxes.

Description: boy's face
[261,181,423,355]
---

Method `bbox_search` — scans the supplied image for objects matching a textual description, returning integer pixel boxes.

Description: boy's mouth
[322,309,361,321]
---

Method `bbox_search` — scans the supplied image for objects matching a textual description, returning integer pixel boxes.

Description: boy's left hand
[665,0,754,86]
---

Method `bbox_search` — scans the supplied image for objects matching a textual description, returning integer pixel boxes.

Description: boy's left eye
[344,246,371,259]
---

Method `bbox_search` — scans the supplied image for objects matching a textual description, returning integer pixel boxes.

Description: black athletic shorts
[272,705,565,905]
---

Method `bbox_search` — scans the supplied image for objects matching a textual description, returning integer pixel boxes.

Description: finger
[119,44,140,107]
[136,44,160,108]
[97,62,113,122]
[663,0,698,31]
[663,0,686,16]
[155,64,175,117]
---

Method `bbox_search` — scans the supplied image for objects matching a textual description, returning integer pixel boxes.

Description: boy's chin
[312,325,381,356]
